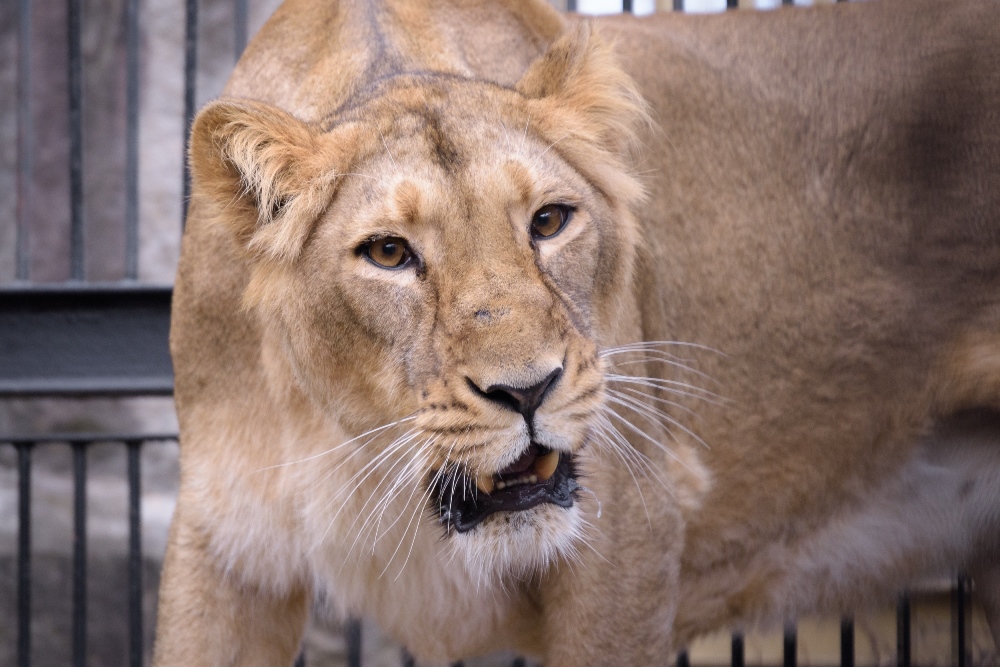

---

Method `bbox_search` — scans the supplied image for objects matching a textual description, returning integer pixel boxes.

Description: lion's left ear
[516,22,648,162]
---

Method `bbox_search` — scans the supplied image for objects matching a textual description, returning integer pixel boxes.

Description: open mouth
[431,444,579,533]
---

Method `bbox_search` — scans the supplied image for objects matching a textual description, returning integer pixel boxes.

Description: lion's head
[188,23,653,581]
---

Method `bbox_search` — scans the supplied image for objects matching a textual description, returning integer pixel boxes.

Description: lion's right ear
[189,99,351,263]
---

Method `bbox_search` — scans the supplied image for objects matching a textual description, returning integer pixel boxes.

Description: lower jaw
[433,454,579,534]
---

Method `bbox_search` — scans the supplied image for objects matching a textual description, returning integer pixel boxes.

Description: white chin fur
[447,503,587,585]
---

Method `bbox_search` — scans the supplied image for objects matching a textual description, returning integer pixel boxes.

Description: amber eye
[362,236,414,269]
[530,204,571,239]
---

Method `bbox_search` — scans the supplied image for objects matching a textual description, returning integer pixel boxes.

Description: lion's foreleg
[152,512,309,667]
[539,473,684,666]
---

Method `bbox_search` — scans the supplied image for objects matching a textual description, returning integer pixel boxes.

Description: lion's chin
[447,503,587,583]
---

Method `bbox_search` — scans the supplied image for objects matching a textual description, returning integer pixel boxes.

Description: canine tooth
[476,474,495,494]
[535,451,559,482]
[529,475,537,484]
[497,480,507,490]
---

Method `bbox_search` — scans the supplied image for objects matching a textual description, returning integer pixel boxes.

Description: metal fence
[3,434,172,667]
[0,0,987,665]
[0,431,981,667]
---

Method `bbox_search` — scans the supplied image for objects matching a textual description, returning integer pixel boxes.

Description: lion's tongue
[498,444,539,477]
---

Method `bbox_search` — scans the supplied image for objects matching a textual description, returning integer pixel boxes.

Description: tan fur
[154,0,1000,664]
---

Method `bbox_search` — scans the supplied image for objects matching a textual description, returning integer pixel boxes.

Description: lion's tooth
[476,474,495,495]
[535,451,559,482]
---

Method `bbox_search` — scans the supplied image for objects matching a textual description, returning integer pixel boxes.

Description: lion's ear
[189,99,349,263]
[516,22,648,161]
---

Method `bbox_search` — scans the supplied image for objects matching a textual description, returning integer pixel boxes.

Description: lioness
[154,0,1000,664]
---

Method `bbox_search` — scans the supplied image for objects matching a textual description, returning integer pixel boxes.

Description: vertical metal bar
[840,616,854,667]
[726,0,738,9]
[782,0,794,5]
[234,0,248,59]
[623,0,633,12]
[17,444,32,667]
[955,574,969,667]
[896,593,911,667]
[68,0,85,281]
[346,618,362,667]
[783,623,797,667]
[294,652,305,667]
[16,0,33,281]
[73,442,87,667]
[401,649,416,667]
[731,634,745,667]
[127,441,143,667]
[511,658,527,667]
[566,0,577,11]
[182,0,198,228]
[124,0,141,280]
[673,0,683,12]
[676,650,691,667]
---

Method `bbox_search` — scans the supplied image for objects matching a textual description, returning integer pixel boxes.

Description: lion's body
[608,4,1000,642]
[155,1,1000,664]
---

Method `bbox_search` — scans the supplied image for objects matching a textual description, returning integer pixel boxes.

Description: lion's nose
[470,367,562,420]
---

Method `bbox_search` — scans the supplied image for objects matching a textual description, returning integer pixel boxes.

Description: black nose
[473,367,562,419]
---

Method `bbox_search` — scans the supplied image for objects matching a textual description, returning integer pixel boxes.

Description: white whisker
[604,397,688,464]
[379,128,399,172]
[530,134,569,170]
[606,391,710,451]
[256,415,418,472]
[600,340,726,357]
[326,430,425,550]
[606,354,718,385]
[591,419,652,525]
[609,386,702,419]
[593,417,673,495]
[380,452,440,579]
[606,374,726,405]
[366,437,441,550]
[316,430,425,553]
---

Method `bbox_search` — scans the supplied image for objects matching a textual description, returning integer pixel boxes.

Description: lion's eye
[530,204,571,240]
[362,236,414,269]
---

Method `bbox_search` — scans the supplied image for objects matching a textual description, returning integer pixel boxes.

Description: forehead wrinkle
[502,160,535,207]
[392,179,424,225]
[444,175,531,275]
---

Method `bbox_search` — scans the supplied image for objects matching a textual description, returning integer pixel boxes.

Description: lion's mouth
[431,444,578,533]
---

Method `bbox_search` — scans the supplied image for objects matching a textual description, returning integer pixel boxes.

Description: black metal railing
[671,588,977,667]
[6,435,175,667]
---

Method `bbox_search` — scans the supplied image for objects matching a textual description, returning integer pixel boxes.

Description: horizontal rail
[1,432,178,444]
[0,285,173,397]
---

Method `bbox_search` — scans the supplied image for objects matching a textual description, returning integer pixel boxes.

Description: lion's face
[190,26,649,578]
